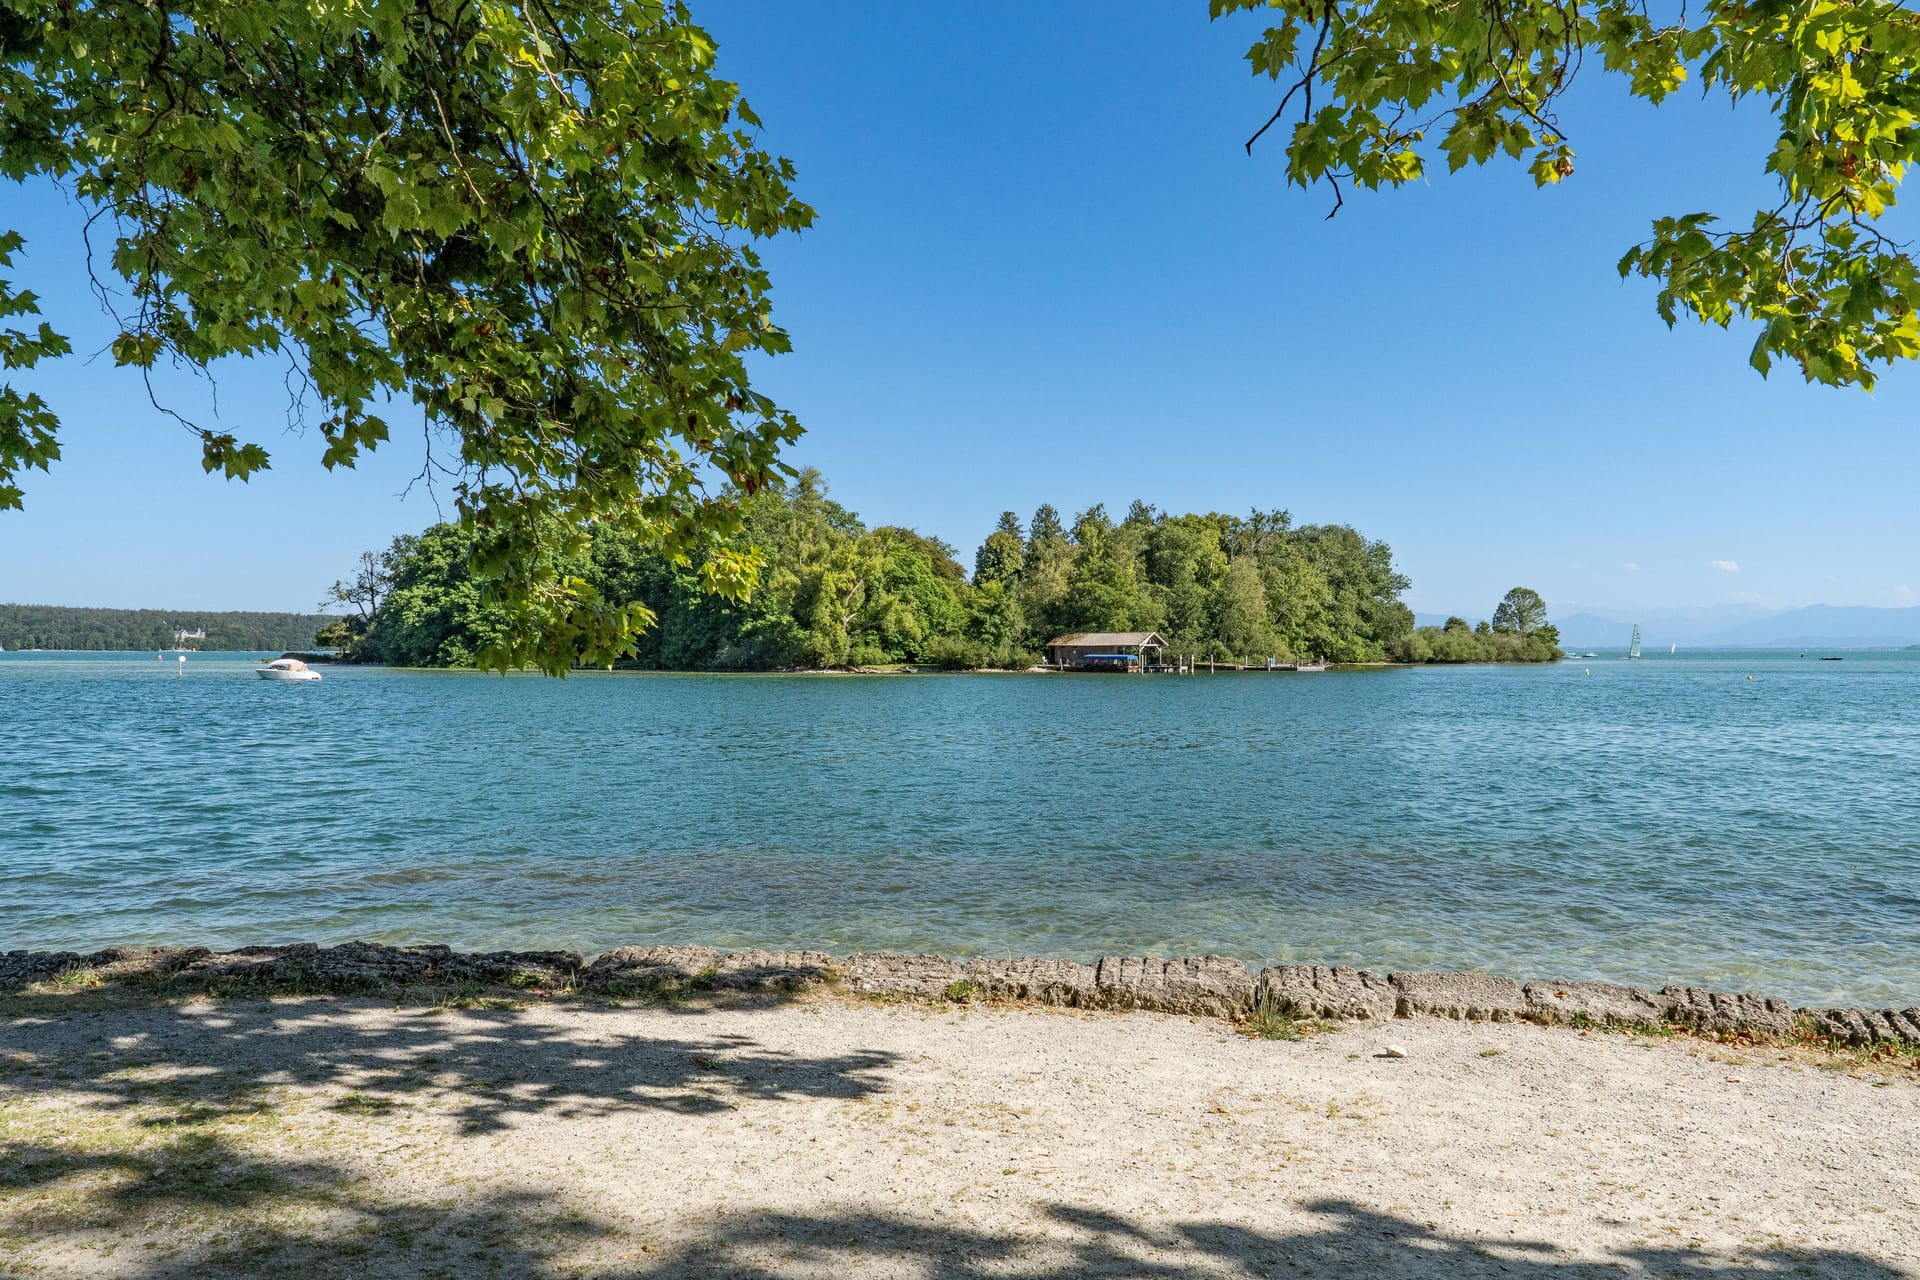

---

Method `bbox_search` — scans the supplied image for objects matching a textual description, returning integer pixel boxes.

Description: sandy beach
[2,992,1915,1278]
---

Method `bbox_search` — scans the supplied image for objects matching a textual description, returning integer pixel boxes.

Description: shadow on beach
[624,1199,1913,1279]
[0,1162,1904,1279]
[0,1000,1907,1278]
[0,993,893,1133]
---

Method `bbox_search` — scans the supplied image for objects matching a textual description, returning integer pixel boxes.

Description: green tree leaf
[0,0,813,671]
[1218,0,1920,390]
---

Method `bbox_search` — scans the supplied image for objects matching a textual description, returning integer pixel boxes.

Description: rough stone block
[176,944,307,981]
[711,949,837,990]
[841,952,968,999]
[963,956,1098,1006]
[1858,1010,1904,1044]
[1805,1008,1865,1044]
[1523,979,1665,1026]
[162,942,580,987]
[585,945,721,990]
[1659,986,1794,1038]
[79,945,214,976]
[1390,971,1528,1022]
[0,950,83,992]
[457,950,586,983]
[1800,1007,1920,1047]
[292,942,456,985]
[1258,965,1397,1020]
[152,943,307,982]
[1090,955,1254,1018]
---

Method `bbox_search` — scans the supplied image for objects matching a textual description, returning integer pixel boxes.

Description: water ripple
[1,650,1916,1006]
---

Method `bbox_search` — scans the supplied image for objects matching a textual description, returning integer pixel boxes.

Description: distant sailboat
[1627,625,1643,660]
[1670,643,1676,655]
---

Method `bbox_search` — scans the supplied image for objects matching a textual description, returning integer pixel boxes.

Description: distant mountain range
[1416,605,1920,650]
[1687,605,1920,649]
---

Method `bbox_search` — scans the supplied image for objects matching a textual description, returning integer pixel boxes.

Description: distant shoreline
[10,649,1920,672]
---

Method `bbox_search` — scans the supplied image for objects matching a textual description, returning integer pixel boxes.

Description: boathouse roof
[1044,631,1166,649]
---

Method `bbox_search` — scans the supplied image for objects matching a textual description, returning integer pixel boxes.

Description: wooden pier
[1144,657,1323,674]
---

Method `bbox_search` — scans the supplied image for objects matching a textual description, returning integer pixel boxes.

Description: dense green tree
[1070,504,1114,549]
[366,524,526,668]
[1492,587,1550,637]
[1059,554,1159,633]
[1,0,811,672]
[338,471,1554,671]
[1143,516,1228,649]
[1280,525,1407,662]
[1225,507,1293,562]
[847,528,968,664]
[311,618,358,652]
[1027,505,1066,549]
[961,581,1028,660]
[1058,504,1159,633]
[319,537,417,659]
[1392,590,1562,665]
[1017,504,1074,640]
[1213,0,1920,388]
[0,604,330,651]
[1215,557,1273,658]
[730,471,865,668]
[974,513,1027,586]
[1257,539,1333,660]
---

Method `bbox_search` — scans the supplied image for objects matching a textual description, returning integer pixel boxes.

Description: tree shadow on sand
[1,1002,1908,1278]
[1,1160,1905,1280]
[0,994,896,1135]
[623,1199,1912,1279]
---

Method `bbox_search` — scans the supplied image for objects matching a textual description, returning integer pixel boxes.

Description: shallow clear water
[2,650,1916,1006]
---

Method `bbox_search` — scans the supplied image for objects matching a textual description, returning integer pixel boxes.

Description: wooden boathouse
[1043,631,1166,672]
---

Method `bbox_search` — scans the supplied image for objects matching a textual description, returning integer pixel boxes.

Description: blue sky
[2,1,1915,618]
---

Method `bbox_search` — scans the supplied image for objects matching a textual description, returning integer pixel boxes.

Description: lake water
[2,650,1916,1007]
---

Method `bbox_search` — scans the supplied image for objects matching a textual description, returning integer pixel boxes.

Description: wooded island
[320,472,1561,671]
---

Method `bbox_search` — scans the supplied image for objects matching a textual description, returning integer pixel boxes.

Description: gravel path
[2,995,1915,1277]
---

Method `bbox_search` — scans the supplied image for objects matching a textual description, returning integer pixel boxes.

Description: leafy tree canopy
[0,0,810,672]
[1214,0,1920,388]
[973,518,1026,586]
[1492,585,1550,635]
[1396,588,1562,663]
[1027,504,1066,548]
[333,476,1453,670]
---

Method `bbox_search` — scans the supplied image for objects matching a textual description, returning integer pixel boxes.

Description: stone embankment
[3,941,1916,1047]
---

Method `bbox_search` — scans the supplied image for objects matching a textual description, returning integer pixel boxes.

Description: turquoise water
[2,650,1916,1006]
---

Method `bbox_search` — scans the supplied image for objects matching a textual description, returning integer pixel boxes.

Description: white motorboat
[258,657,322,682]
